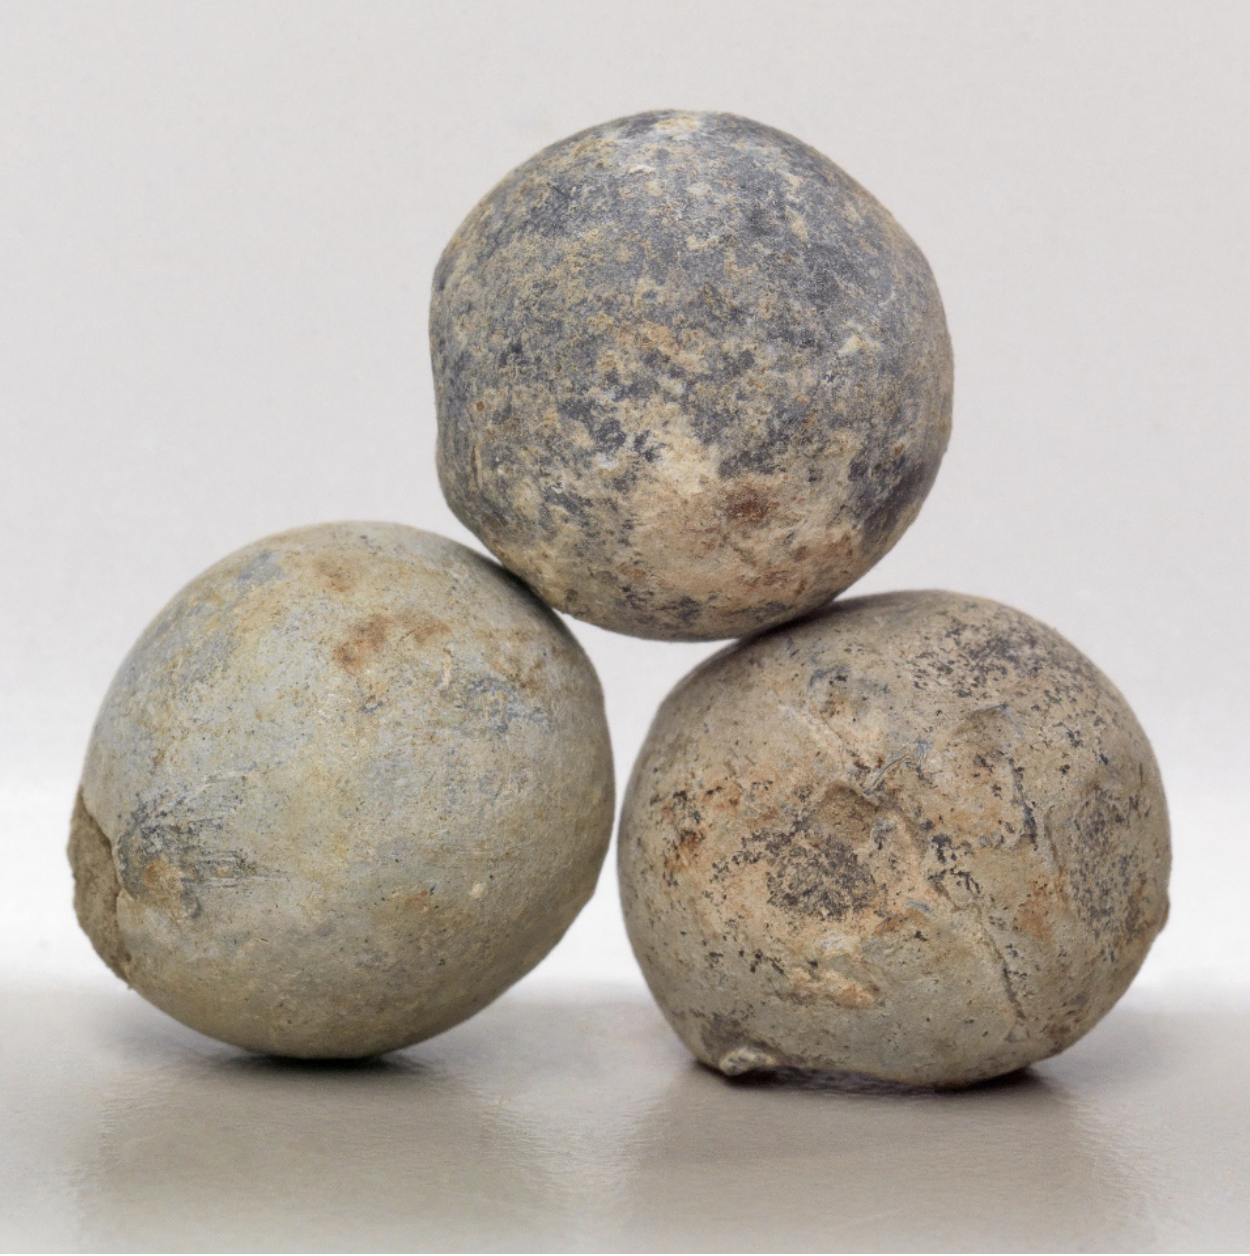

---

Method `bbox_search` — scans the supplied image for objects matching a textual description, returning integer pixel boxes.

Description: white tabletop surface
[3,978,1247,1253]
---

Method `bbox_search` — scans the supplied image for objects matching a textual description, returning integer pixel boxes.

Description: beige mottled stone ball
[431,110,953,641]
[70,522,613,1058]
[619,591,1170,1086]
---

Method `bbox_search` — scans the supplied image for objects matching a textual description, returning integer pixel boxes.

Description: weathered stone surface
[619,591,1170,1086]
[431,110,953,641]
[71,522,614,1058]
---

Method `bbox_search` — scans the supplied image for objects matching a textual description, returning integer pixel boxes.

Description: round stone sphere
[619,591,1170,1086]
[431,110,953,642]
[70,522,614,1058]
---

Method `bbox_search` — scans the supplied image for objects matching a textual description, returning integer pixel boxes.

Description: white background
[2,0,1246,998]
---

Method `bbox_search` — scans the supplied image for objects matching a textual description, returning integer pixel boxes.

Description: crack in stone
[67,788,131,982]
[930,872,1027,1028]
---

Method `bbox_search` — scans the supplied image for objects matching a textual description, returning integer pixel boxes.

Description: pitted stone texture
[431,110,953,641]
[72,522,613,1058]
[619,591,1170,1086]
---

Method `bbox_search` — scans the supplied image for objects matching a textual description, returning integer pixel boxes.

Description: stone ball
[430,110,953,641]
[619,591,1170,1086]
[70,522,614,1058]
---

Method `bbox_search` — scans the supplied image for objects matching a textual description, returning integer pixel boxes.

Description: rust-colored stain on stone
[332,610,451,673]
[333,612,393,673]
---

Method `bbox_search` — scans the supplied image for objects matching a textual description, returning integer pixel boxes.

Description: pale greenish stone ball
[70,522,614,1057]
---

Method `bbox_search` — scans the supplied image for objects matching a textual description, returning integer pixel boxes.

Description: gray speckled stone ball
[619,591,1170,1086]
[70,522,613,1058]
[431,110,953,641]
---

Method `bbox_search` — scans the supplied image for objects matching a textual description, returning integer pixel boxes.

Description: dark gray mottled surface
[619,591,1171,1085]
[432,110,953,640]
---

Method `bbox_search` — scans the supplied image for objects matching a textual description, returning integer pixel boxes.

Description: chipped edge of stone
[717,1045,782,1076]
[67,788,131,983]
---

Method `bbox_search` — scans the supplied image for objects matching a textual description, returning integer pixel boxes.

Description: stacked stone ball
[431,110,953,641]
[618,592,1170,1086]
[72,524,613,1057]
[71,109,1169,1081]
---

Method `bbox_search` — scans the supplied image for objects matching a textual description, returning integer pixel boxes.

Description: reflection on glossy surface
[1,983,1247,1251]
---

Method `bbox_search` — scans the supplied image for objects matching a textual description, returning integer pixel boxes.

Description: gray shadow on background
[1,985,1247,1252]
